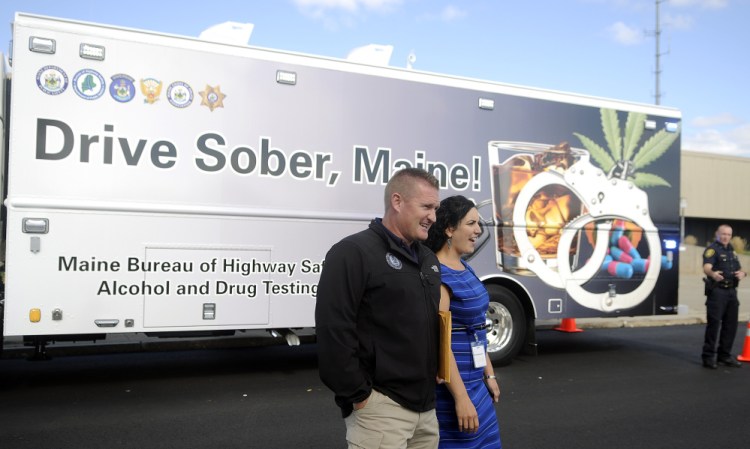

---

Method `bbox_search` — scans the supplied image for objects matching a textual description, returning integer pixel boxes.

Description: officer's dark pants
[702,287,740,361]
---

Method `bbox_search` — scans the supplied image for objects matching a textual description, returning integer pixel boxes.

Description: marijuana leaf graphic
[573,108,680,188]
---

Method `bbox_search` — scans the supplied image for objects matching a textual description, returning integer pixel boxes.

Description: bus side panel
[4,14,681,338]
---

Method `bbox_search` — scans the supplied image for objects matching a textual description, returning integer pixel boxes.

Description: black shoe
[718,357,742,368]
[702,359,718,369]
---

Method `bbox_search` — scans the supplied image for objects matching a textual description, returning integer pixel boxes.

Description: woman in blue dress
[425,195,502,449]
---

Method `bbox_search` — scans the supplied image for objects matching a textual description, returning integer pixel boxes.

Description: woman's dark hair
[425,195,476,252]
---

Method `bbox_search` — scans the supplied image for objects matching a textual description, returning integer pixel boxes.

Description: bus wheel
[485,285,526,366]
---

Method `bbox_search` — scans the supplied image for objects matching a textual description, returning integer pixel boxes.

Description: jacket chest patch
[385,252,403,270]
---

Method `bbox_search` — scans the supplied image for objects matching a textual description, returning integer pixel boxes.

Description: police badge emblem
[140,78,163,104]
[109,74,136,103]
[199,84,226,111]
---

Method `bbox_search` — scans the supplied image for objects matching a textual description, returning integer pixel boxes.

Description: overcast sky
[2,0,748,156]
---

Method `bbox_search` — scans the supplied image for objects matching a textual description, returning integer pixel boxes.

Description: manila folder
[438,310,451,383]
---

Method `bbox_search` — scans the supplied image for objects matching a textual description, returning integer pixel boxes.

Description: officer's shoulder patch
[703,248,715,258]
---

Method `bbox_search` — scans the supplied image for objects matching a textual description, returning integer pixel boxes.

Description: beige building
[681,150,750,247]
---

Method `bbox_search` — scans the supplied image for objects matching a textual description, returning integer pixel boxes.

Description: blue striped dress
[436,260,502,449]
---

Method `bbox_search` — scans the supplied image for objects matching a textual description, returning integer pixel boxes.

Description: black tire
[485,284,526,366]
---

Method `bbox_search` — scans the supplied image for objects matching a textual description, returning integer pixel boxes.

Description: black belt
[451,323,489,333]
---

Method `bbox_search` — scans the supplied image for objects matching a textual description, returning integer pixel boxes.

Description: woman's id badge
[471,341,486,368]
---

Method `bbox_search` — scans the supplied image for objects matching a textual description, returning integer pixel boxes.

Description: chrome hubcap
[485,301,513,353]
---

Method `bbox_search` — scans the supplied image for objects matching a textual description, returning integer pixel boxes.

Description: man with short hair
[316,167,442,448]
[702,224,747,369]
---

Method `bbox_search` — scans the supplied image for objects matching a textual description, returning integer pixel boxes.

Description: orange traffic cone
[555,318,583,333]
[737,322,750,362]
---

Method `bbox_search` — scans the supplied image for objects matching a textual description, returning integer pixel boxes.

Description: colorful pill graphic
[610,246,633,264]
[607,261,633,279]
[610,220,625,246]
[631,258,650,273]
[617,235,641,260]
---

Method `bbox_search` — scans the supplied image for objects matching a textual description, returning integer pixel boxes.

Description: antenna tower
[653,0,668,105]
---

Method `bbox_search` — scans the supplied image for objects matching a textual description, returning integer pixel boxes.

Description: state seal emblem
[167,81,194,108]
[36,65,68,95]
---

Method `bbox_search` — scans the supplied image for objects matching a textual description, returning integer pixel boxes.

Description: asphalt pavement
[1,324,746,449]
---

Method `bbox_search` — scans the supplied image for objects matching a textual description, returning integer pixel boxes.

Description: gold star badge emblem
[199,85,226,111]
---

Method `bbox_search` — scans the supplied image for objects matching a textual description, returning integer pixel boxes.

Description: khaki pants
[344,390,439,449]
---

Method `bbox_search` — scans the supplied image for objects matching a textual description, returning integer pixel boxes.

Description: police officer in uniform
[702,224,747,369]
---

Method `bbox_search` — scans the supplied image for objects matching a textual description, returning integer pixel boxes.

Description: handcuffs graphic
[503,145,661,312]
